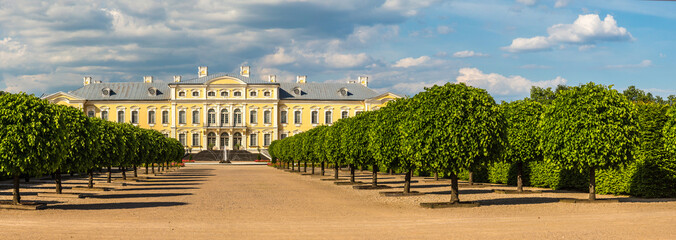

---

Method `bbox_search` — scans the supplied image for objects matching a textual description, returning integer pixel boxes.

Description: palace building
[43,66,400,153]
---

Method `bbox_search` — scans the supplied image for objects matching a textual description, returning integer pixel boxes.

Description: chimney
[83,76,92,86]
[240,66,250,77]
[359,76,368,87]
[143,76,154,83]
[198,66,208,78]
[296,75,307,84]
[268,75,276,83]
[174,75,182,82]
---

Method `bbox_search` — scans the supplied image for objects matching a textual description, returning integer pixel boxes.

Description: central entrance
[233,132,242,150]
[220,133,229,149]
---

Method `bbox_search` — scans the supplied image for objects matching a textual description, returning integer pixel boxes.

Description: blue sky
[1,0,675,101]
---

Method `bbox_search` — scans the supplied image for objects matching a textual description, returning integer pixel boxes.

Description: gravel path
[1,165,675,239]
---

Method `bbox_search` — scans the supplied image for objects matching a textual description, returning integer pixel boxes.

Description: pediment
[42,92,85,104]
[205,77,246,85]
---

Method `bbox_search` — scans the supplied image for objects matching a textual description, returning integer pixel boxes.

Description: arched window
[220,109,229,126]
[220,133,229,148]
[207,109,216,126]
[311,111,318,124]
[250,91,257,97]
[192,91,199,97]
[233,132,242,149]
[87,110,95,118]
[264,91,271,97]
[250,110,257,124]
[341,111,349,119]
[234,91,242,97]
[234,109,242,125]
[207,132,217,149]
[325,111,332,124]
[207,91,215,97]
[178,91,186,97]
[192,110,200,124]
[221,91,228,97]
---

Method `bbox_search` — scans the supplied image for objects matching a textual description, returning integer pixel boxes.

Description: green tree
[324,119,346,179]
[540,83,638,201]
[499,99,544,192]
[0,93,65,204]
[341,111,375,184]
[368,98,408,180]
[52,104,100,194]
[311,126,329,175]
[402,83,505,202]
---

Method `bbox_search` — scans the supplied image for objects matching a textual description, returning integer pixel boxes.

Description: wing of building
[43,66,401,154]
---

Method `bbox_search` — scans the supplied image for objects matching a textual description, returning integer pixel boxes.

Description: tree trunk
[350,164,355,183]
[55,169,62,194]
[13,174,21,205]
[157,164,160,173]
[121,167,127,180]
[24,174,29,183]
[152,164,155,174]
[389,168,393,175]
[468,171,474,185]
[145,165,149,174]
[372,164,378,187]
[589,166,596,201]
[304,161,307,172]
[133,165,138,178]
[70,172,74,177]
[403,169,412,194]
[312,162,315,175]
[107,166,112,183]
[321,162,325,176]
[88,170,94,188]
[334,165,339,180]
[450,171,460,204]
[517,162,524,192]
[434,171,439,181]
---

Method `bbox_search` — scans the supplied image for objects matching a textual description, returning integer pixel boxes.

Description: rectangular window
[179,134,186,146]
[192,133,200,146]
[192,110,199,124]
[264,111,271,124]
[179,111,186,124]
[280,110,287,124]
[311,111,318,124]
[87,110,95,118]
[117,110,125,123]
[280,133,288,139]
[162,111,169,124]
[148,110,155,124]
[294,111,301,124]
[342,111,349,119]
[325,111,332,124]
[163,133,169,138]
[264,134,271,146]
[131,111,139,124]
[250,133,257,146]
[101,111,108,121]
[250,110,257,124]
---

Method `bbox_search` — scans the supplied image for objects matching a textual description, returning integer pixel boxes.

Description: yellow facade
[44,68,400,153]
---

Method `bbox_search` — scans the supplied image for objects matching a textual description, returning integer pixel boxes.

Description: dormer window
[207,91,216,97]
[102,88,111,97]
[148,87,158,96]
[338,88,348,96]
[293,87,302,95]
[250,91,257,97]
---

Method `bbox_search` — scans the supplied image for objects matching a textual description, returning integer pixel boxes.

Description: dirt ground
[1,164,675,239]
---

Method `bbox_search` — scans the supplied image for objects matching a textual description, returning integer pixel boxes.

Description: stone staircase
[188,150,270,161]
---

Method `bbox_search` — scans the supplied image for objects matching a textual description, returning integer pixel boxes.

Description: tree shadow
[618,197,676,203]
[477,197,562,206]
[116,187,200,191]
[378,180,420,184]
[45,201,188,210]
[425,189,494,195]
[90,193,192,199]
[132,183,202,186]
[139,179,204,183]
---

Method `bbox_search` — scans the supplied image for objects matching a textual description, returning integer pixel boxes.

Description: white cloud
[392,56,430,68]
[452,50,489,58]
[554,0,570,8]
[0,37,27,67]
[436,25,454,34]
[605,59,652,69]
[503,14,632,53]
[519,64,551,69]
[381,0,439,16]
[516,0,537,6]
[324,52,370,68]
[578,44,596,51]
[455,68,566,96]
[260,47,296,66]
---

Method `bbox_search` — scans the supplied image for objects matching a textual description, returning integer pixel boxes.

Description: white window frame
[325,110,332,124]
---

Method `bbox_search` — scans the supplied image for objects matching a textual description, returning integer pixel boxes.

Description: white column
[203,104,208,127]
[171,103,177,138]
[242,103,247,127]
[229,132,234,150]
[216,104,221,127]
[242,132,247,151]
[229,105,233,127]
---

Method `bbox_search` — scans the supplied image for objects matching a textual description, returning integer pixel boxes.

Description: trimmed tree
[0,93,65,204]
[312,125,329,175]
[402,83,505,202]
[342,111,375,184]
[540,82,638,201]
[325,119,346,179]
[368,98,408,180]
[499,99,544,192]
